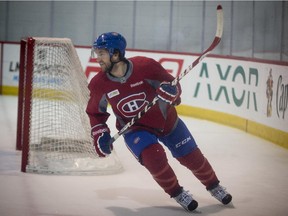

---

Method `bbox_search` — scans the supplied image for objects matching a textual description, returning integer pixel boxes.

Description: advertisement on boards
[2,43,20,89]
[1,42,287,134]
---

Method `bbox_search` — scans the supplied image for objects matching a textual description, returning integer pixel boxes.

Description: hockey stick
[109,5,223,144]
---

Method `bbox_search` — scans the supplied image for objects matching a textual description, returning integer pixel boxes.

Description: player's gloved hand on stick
[156,81,181,104]
[91,124,112,157]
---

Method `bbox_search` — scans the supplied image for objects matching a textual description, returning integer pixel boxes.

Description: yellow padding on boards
[2,86,18,95]
[2,86,78,101]
[176,105,288,149]
[247,121,288,149]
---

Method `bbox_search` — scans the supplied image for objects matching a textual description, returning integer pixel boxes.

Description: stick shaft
[110,5,223,144]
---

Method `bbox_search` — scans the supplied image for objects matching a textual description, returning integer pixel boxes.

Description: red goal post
[16,37,123,175]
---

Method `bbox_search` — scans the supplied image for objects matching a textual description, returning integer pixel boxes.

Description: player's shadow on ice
[107,204,233,216]
[97,187,234,216]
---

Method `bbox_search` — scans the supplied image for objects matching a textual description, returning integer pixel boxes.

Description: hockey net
[16,37,123,175]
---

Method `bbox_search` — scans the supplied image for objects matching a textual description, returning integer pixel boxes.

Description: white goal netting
[19,37,123,175]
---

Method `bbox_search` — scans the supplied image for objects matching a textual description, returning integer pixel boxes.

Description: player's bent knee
[141,143,167,170]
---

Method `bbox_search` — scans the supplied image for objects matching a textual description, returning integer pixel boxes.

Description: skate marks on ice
[96,187,235,216]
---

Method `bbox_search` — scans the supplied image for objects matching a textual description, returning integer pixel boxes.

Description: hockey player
[86,32,232,212]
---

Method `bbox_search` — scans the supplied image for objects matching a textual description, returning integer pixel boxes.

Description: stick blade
[216,5,224,38]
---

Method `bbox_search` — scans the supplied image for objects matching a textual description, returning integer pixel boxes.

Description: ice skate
[209,184,232,205]
[173,189,198,211]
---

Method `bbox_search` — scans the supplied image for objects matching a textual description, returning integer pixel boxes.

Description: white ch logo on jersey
[117,92,149,118]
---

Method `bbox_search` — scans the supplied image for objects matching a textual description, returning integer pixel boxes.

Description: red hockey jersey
[86,56,181,136]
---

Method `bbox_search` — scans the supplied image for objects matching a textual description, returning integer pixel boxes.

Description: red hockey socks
[141,143,182,197]
[177,147,219,190]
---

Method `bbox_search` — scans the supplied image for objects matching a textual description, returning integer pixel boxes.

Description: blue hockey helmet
[92,32,127,58]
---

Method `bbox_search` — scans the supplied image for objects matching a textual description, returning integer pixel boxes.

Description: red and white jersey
[86,56,181,136]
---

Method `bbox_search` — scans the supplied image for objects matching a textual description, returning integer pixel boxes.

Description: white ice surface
[1,95,288,216]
